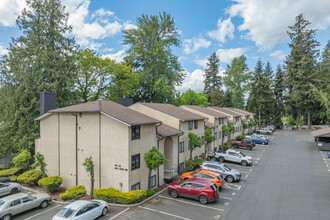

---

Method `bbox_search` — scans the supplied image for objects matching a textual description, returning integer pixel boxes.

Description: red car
[168,178,219,204]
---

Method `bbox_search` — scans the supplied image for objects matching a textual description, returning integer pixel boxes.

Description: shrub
[11,150,31,170]
[9,176,17,182]
[184,158,206,171]
[224,141,234,150]
[94,187,146,204]
[17,169,43,185]
[0,165,3,170]
[146,189,155,197]
[0,168,21,177]
[235,135,245,141]
[302,127,307,130]
[313,126,321,130]
[60,185,87,201]
[292,127,296,130]
[38,176,63,193]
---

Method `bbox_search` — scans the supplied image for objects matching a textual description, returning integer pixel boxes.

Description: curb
[23,185,168,207]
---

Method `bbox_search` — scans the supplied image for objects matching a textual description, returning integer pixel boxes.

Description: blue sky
[1,0,330,92]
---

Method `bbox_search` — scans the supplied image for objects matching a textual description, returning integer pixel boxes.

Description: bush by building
[38,176,63,193]
[146,189,155,197]
[94,187,146,204]
[17,169,43,185]
[0,168,21,177]
[235,135,246,141]
[60,185,87,201]
[184,158,206,171]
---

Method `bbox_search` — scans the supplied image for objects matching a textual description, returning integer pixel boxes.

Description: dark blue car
[248,137,268,145]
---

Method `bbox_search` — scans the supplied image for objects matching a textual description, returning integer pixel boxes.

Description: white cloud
[193,58,208,69]
[270,50,286,60]
[183,35,211,54]
[207,18,235,43]
[0,45,8,56]
[228,0,330,50]
[216,48,247,63]
[123,21,137,30]
[177,69,205,92]
[102,49,126,63]
[0,0,26,27]
[178,56,187,62]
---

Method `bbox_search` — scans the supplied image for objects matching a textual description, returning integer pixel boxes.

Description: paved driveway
[226,130,330,220]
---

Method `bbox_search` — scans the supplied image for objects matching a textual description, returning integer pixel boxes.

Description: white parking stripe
[24,204,61,220]
[109,208,130,220]
[224,183,241,191]
[139,206,191,220]
[219,196,232,200]
[158,195,224,211]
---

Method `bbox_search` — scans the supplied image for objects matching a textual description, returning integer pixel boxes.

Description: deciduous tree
[144,146,165,189]
[188,133,203,160]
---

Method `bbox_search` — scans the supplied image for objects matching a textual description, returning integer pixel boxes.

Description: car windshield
[239,152,245,157]
[210,184,218,191]
[223,164,231,171]
[56,208,76,218]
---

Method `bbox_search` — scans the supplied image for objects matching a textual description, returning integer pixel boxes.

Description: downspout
[156,122,162,187]
[178,121,184,174]
[71,113,78,186]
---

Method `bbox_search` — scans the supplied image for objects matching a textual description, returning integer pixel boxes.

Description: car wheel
[10,188,18,194]
[102,207,108,216]
[199,195,208,204]
[246,146,251,151]
[226,175,234,183]
[219,157,225,163]
[267,132,270,135]
[1,214,12,220]
[233,144,238,149]
[169,189,178,198]
[219,186,222,192]
[40,200,48,208]
[241,160,248,166]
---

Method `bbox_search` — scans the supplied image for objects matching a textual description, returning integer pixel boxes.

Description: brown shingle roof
[157,124,183,137]
[205,122,217,129]
[182,105,228,118]
[226,107,256,116]
[48,100,161,126]
[208,107,242,117]
[311,128,330,138]
[140,103,207,121]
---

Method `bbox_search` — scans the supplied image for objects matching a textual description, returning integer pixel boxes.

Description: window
[131,182,140,191]
[76,205,89,216]
[149,175,156,188]
[22,196,33,203]
[219,131,221,139]
[131,125,140,140]
[194,120,198,129]
[222,118,224,124]
[203,174,213,179]
[182,183,192,188]
[214,132,217,139]
[219,119,222,125]
[9,199,21,207]
[195,173,204,178]
[131,154,140,170]
[179,162,184,173]
[188,121,193,130]
[192,183,206,189]
[179,141,184,153]
[87,203,99,211]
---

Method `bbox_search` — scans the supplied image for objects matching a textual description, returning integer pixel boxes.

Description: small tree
[83,157,95,199]
[188,133,203,160]
[204,129,216,154]
[144,146,165,189]
[248,121,254,133]
[242,122,248,135]
[31,152,47,177]
[11,150,31,171]
[221,125,229,151]
[228,124,236,140]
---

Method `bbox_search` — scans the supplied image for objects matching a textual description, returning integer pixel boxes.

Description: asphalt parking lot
[13,130,330,220]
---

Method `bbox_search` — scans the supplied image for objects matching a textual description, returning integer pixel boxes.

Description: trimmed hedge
[184,158,206,171]
[60,185,87,201]
[235,135,246,141]
[94,187,146,204]
[0,168,21,177]
[17,169,43,185]
[146,189,155,197]
[38,176,63,193]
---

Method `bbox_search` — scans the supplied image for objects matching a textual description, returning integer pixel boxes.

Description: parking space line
[219,196,232,200]
[240,171,250,174]
[24,205,61,220]
[158,195,224,211]
[224,183,241,191]
[139,206,191,220]
[109,208,130,220]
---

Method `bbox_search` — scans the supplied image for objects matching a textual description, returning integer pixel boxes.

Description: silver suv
[200,161,241,183]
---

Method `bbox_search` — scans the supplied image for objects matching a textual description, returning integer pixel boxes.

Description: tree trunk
[296,109,301,129]
[221,135,224,151]
[90,172,94,199]
[258,109,261,128]
[148,169,151,189]
[190,147,193,160]
[307,107,311,129]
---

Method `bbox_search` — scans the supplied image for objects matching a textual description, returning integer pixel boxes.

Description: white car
[52,200,108,220]
[215,149,253,166]
[0,192,51,220]
[0,182,21,197]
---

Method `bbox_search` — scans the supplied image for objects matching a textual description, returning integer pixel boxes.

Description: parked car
[0,182,21,197]
[200,161,241,183]
[247,136,269,145]
[215,149,253,166]
[245,133,268,141]
[265,126,276,132]
[232,139,255,150]
[0,178,10,183]
[180,170,225,190]
[256,127,273,135]
[328,151,330,158]
[52,200,108,220]
[0,192,51,220]
[168,179,219,204]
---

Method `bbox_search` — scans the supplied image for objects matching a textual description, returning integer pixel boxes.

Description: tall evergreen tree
[210,87,224,106]
[273,65,286,128]
[204,52,222,98]
[123,12,184,103]
[222,90,234,107]
[223,55,251,108]
[263,62,275,124]
[0,0,77,155]
[285,14,320,129]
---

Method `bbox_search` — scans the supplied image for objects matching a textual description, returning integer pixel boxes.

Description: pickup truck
[232,139,255,150]
[256,127,273,135]
[214,149,253,166]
